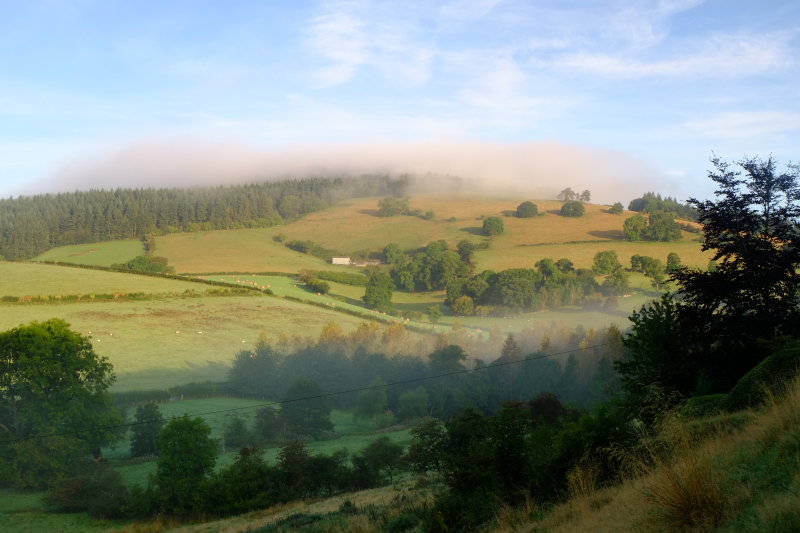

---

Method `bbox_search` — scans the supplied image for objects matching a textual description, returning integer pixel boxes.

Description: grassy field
[0,262,210,297]
[34,239,144,266]
[0,294,373,391]
[148,195,709,275]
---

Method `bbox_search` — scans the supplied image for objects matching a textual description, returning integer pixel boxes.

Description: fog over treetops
[27,138,664,204]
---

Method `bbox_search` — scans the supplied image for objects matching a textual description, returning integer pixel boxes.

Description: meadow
[0,261,207,297]
[145,195,709,274]
[0,294,372,391]
[33,239,144,267]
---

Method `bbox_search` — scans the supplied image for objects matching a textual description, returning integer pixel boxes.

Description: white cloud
[556,31,794,77]
[685,111,800,139]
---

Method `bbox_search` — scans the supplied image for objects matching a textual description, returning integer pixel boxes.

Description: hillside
[149,195,710,274]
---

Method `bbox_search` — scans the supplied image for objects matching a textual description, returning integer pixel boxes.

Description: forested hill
[0,175,404,260]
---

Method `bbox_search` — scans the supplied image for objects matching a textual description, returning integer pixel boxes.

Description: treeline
[628,192,697,221]
[226,327,623,421]
[0,175,405,259]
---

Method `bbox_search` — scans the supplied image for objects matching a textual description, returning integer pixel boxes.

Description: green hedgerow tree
[130,403,165,458]
[362,270,394,311]
[155,415,218,515]
[281,378,334,438]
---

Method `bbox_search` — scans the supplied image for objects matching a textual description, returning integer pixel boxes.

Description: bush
[724,339,800,411]
[482,216,505,236]
[560,201,585,217]
[515,201,538,218]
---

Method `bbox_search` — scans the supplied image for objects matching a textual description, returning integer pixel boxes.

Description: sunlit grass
[34,239,144,267]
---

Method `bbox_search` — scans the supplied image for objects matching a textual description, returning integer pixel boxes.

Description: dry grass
[490,376,800,533]
[153,195,710,274]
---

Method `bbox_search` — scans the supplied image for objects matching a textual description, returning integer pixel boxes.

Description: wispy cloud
[557,31,794,77]
[685,111,800,139]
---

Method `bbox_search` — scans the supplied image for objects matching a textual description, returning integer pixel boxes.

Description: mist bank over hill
[25,138,664,205]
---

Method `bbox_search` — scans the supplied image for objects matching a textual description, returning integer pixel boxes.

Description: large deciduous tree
[130,403,165,458]
[281,378,334,438]
[0,319,123,488]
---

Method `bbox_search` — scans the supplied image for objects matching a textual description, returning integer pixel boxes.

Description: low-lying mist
[32,138,663,204]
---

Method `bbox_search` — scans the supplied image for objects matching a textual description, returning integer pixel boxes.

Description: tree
[623,214,647,241]
[354,377,387,421]
[560,201,585,217]
[130,403,165,458]
[377,196,409,217]
[482,216,504,236]
[593,250,621,275]
[362,270,394,311]
[155,415,218,515]
[0,319,123,488]
[666,252,681,273]
[282,378,334,438]
[515,201,538,218]
[644,212,682,241]
[609,202,624,215]
[357,436,404,483]
[670,155,800,385]
[602,268,630,296]
[579,190,592,202]
[398,387,429,421]
[557,188,577,201]
[222,413,256,451]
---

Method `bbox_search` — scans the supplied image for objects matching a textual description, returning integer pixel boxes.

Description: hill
[148,195,710,274]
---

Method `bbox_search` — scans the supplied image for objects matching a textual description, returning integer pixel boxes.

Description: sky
[0,0,798,203]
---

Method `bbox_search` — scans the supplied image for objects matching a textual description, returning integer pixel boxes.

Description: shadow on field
[358,209,381,217]
[547,209,563,215]
[114,362,231,394]
[460,226,485,235]
[588,229,625,240]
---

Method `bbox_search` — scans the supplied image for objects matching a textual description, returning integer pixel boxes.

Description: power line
[0,342,612,444]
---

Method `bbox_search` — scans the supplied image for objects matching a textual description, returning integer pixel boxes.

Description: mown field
[34,239,144,266]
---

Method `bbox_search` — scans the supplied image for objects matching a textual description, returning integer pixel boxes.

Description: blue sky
[0,0,798,203]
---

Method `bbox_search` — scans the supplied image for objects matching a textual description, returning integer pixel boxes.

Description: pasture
[149,195,709,275]
[0,261,208,297]
[0,294,372,391]
[110,401,412,487]
[33,239,144,267]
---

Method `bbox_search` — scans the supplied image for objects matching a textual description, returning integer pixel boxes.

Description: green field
[0,261,210,297]
[0,294,373,391]
[109,400,412,487]
[34,239,144,266]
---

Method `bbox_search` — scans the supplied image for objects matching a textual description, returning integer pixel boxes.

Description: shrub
[515,201,538,218]
[482,216,505,236]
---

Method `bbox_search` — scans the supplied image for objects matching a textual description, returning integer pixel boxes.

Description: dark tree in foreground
[674,156,800,344]
[130,403,165,458]
[621,156,800,396]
